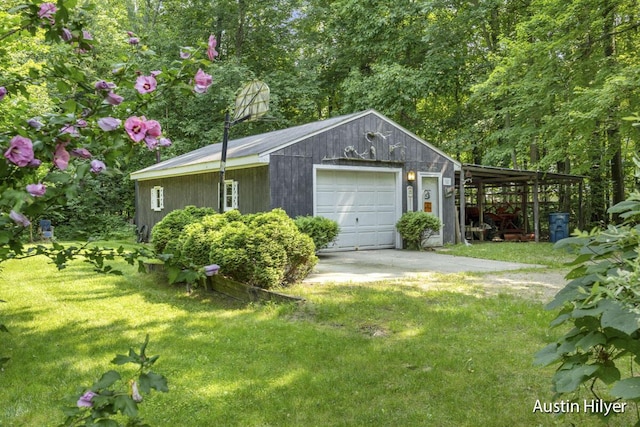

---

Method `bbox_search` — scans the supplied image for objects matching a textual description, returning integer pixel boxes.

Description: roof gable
[130,109,459,180]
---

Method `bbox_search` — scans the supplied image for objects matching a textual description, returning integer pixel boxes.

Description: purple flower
[76,119,88,128]
[131,381,143,403]
[144,138,158,150]
[27,118,43,130]
[134,75,157,94]
[97,117,121,131]
[158,137,172,147]
[128,37,140,45]
[125,116,147,142]
[204,264,220,276]
[82,30,93,40]
[145,119,162,138]
[38,3,57,22]
[60,124,80,137]
[9,210,30,227]
[53,143,70,170]
[180,48,192,59]
[105,92,124,105]
[207,35,218,61]
[26,183,46,197]
[90,159,106,174]
[27,158,41,167]
[150,70,161,77]
[0,87,6,101]
[4,136,34,167]
[77,391,97,408]
[71,148,92,159]
[194,69,213,94]
[95,80,116,91]
[61,28,73,42]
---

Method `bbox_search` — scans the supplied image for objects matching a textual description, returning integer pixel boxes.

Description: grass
[443,241,575,268]
[0,241,635,426]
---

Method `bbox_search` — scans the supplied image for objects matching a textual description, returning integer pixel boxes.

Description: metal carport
[456,164,585,243]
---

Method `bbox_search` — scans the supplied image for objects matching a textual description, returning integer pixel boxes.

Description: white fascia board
[130,154,265,181]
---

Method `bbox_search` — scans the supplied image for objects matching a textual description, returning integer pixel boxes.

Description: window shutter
[151,186,164,211]
[232,181,238,209]
[150,187,157,211]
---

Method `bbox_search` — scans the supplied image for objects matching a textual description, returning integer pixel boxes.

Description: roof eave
[130,154,266,181]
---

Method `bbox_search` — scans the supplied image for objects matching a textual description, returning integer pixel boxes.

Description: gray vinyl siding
[135,166,269,233]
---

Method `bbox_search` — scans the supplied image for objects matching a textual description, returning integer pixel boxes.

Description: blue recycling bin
[549,213,569,243]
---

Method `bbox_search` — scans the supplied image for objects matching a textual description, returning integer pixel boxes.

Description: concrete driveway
[304,249,544,284]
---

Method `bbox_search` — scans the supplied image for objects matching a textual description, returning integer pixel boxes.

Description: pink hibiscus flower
[4,136,34,167]
[53,143,70,170]
[134,75,157,94]
[194,69,213,94]
[124,116,148,142]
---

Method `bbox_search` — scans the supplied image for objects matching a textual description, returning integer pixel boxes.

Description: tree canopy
[3,0,640,226]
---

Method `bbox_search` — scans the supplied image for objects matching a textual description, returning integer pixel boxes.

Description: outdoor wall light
[407,170,416,182]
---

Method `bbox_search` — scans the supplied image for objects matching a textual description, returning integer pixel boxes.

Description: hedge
[153,208,317,289]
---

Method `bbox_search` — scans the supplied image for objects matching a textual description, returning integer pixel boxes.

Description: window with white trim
[223,180,238,211]
[151,186,164,211]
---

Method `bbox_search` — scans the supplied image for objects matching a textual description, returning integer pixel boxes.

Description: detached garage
[130,109,461,250]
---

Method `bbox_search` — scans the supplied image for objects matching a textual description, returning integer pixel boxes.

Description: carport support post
[533,175,540,242]
[459,169,466,244]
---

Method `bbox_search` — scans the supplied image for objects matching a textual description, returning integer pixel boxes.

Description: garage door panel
[315,169,399,250]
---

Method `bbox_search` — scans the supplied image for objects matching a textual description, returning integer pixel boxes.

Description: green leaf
[56,80,72,94]
[534,343,561,366]
[111,354,136,365]
[575,331,606,351]
[61,99,77,113]
[113,395,138,417]
[611,377,640,400]
[596,364,621,385]
[93,370,121,390]
[600,300,640,335]
[95,418,120,427]
[138,372,169,393]
[553,364,599,393]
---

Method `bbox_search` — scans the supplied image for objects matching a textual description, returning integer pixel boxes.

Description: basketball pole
[218,111,251,214]
[218,80,269,214]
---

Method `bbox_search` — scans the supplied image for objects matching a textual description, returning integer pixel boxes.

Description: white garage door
[315,168,400,250]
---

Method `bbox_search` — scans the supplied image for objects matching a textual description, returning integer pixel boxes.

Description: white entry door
[315,167,401,250]
[418,173,443,247]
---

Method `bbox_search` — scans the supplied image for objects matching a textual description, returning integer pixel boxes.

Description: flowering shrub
[0,2,218,272]
[60,335,168,426]
[0,0,218,412]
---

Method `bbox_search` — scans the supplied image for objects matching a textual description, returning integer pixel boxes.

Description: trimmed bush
[156,208,317,289]
[395,211,442,250]
[150,206,216,253]
[294,215,340,250]
[209,209,317,288]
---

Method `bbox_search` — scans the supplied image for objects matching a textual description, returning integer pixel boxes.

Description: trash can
[549,213,569,243]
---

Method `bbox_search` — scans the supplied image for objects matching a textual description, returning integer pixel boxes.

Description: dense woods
[2,0,640,228]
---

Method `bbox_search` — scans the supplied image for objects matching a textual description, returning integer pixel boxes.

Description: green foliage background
[4,0,640,231]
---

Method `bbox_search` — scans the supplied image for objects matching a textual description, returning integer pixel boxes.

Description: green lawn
[0,243,635,426]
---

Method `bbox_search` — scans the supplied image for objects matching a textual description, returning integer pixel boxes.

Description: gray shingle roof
[131,110,367,177]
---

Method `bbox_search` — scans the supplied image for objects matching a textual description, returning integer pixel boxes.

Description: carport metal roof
[460,163,585,186]
[456,163,585,243]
